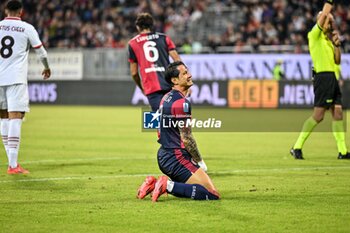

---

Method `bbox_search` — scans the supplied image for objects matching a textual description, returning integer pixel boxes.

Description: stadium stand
[0,0,349,53]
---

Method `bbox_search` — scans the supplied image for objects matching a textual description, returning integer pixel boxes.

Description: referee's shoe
[290,148,304,160]
[338,152,350,159]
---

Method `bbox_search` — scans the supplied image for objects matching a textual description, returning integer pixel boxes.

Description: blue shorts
[147,90,169,111]
[157,147,199,183]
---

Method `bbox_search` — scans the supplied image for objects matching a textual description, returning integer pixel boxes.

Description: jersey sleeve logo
[183,102,190,113]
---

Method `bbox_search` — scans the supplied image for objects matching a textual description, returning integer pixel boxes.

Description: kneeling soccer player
[137,61,220,201]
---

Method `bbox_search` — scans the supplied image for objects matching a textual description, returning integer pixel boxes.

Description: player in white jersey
[0,0,51,174]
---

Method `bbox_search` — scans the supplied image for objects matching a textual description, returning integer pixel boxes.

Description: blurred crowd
[0,0,349,53]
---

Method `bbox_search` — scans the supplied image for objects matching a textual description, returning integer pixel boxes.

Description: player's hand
[198,160,208,172]
[332,31,341,47]
[42,68,51,80]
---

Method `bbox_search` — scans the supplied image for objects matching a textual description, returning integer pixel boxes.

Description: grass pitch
[0,106,350,233]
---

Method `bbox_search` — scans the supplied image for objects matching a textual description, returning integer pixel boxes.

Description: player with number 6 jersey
[128,13,181,111]
[0,0,51,174]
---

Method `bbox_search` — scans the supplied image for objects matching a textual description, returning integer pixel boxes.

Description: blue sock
[170,182,219,200]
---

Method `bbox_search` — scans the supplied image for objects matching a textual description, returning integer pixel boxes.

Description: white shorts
[0,84,30,112]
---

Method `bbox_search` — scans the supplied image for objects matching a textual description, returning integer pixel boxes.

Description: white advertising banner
[28,51,83,80]
[182,54,350,80]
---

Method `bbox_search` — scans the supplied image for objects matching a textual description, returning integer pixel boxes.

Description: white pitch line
[0,173,156,183]
[0,166,350,183]
[20,157,154,164]
[212,166,350,174]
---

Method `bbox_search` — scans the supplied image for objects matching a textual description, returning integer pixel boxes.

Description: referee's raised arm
[317,0,334,29]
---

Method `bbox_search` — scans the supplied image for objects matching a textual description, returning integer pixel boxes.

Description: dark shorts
[147,90,170,111]
[157,147,199,183]
[313,72,342,108]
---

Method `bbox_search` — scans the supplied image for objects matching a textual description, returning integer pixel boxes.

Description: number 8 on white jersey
[0,17,43,86]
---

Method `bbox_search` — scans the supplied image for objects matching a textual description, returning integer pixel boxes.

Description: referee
[290,0,349,160]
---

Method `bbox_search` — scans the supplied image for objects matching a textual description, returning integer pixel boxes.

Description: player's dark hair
[135,13,154,31]
[6,0,23,11]
[165,61,186,85]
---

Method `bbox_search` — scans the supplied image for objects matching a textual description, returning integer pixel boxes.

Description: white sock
[1,119,9,156]
[8,119,22,168]
[166,180,174,192]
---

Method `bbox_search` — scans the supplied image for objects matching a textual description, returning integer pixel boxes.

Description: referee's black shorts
[313,72,342,108]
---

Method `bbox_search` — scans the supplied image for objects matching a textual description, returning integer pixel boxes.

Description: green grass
[0,106,350,233]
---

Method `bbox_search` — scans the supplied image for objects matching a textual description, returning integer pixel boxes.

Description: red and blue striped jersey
[159,90,191,149]
[128,32,176,95]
